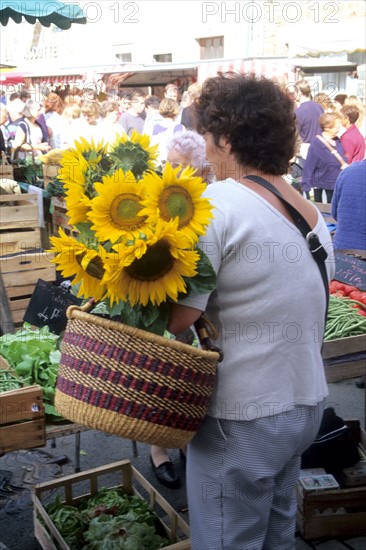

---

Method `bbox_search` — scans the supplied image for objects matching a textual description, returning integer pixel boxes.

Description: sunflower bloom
[65,184,93,226]
[48,229,107,301]
[103,219,199,306]
[108,130,159,178]
[88,169,150,244]
[139,162,213,243]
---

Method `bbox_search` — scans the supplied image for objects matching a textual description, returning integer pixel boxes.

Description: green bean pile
[0,367,25,392]
[324,295,366,341]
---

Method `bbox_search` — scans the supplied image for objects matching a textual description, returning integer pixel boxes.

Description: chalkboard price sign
[334,252,366,291]
[24,279,82,334]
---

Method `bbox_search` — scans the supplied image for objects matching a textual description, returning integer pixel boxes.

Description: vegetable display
[325,282,366,341]
[0,366,26,392]
[0,323,62,420]
[45,488,170,549]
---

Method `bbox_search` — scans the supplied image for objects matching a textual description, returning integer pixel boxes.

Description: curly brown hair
[195,74,297,176]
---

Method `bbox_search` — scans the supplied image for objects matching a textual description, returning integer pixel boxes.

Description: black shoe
[150,456,181,489]
[356,378,365,389]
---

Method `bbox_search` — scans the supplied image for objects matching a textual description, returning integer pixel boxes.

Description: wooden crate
[0,251,56,325]
[0,193,42,255]
[296,420,366,539]
[33,459,191,550]
[314,202,336,225]
[0,381,45,455]
[0,166,14,181]
[322,335,366,382]
[51,197,76,237]
[42,164,60,190]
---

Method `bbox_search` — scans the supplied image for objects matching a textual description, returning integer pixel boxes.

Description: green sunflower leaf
[185,249,216,295]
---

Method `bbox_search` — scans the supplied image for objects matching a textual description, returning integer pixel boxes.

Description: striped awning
[30,74,83,85]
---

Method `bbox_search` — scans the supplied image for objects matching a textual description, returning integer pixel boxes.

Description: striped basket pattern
[55,306,219,448]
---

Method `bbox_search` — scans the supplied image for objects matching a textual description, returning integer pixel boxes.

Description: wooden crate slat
[2,265,55,288]
[322,335,366,359]
[325,360,366,383]
[0,419,46,454]
[0,384,44,424]
[0,251,53,272]
[0,229,42,255]
[5,284,36,298]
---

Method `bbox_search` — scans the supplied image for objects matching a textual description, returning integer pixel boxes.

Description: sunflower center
[110,193,147,230]
[125,240,174,281]
[158,186,194,228]
[76,253,105,280]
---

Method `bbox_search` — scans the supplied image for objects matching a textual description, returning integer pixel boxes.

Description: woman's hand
[38,142,51,152]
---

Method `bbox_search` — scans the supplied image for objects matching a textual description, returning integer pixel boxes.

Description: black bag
[301,407,360,473]
[289,156,305,192]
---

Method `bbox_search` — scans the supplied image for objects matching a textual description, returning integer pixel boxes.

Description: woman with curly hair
[167,73,335,549]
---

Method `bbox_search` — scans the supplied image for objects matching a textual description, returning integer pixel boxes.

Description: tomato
[356,309,366,317]
[332,281,346,291]
[342,284,359,296]
[349,291,364,302]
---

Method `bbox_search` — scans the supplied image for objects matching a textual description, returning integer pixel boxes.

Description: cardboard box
[33,459,191,550]
[0,365,45,455]
[0,194,42,255]
[296,420,366,539]
[0,251,56,325]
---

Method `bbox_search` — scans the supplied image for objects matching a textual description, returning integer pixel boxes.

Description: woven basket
[55,306,220,448]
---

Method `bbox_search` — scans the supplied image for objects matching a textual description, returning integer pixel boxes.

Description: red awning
[0,71,32,85]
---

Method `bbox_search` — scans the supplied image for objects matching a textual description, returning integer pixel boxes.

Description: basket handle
[66,299,95,319]
[194,315,223,362]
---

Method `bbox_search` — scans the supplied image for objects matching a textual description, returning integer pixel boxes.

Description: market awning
[292,59,359,75]
[286,19,366,57]
[0,69,32,85]
[30,73,84,85]
[0,0,86,30]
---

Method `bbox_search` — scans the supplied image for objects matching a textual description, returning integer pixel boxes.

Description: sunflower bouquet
[49,131,216,336]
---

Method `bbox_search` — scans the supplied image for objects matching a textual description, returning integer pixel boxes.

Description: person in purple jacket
[301,112,348,203]
[294,80,324,159]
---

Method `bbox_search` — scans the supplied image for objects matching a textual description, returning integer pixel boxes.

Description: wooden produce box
[0,154,14,181]
[33,459,191,550]
[0,372,45,455]
[0,193,42,255]
[322,335,366,382]
[314,202,336,225]
[42,164,60,190]
[296,420,366,539]
[0,251,56,325]
[51,197,76,237]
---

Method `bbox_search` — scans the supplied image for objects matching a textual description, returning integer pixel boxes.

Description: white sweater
[183,178,335,420]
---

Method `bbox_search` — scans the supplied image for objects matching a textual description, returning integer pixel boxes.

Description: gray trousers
[186,402,324,550]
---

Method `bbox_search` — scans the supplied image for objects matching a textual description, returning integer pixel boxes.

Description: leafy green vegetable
[84,515,168,549]
[0,323,62,420]
[45,487,170,549]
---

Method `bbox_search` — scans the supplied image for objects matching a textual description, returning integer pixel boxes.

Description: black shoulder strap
[244,174,329,321]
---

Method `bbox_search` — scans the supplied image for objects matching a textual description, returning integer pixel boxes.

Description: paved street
[0,378,365,549]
